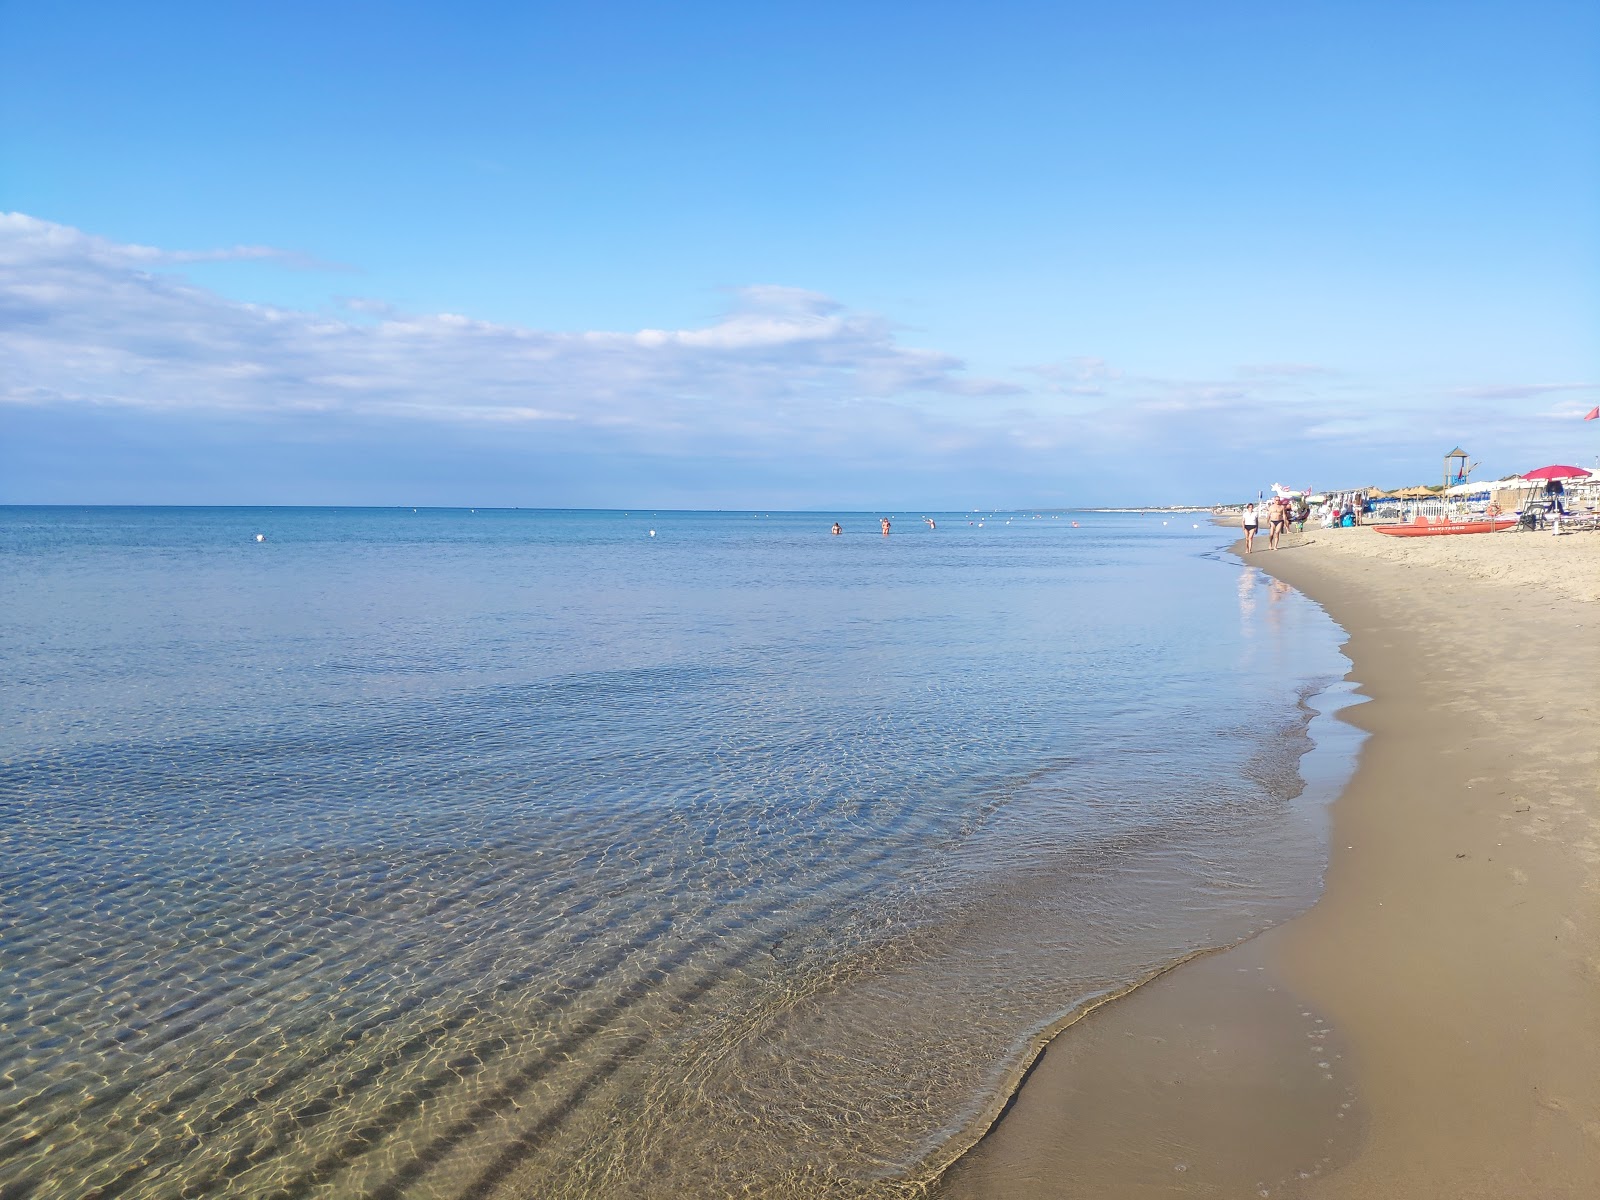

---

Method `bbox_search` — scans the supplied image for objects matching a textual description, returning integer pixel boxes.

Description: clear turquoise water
[0,507,1354,1198]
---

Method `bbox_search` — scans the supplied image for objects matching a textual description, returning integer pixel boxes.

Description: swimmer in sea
[924,517,936,529]
[880,517,892,536]
[831,522,842,536]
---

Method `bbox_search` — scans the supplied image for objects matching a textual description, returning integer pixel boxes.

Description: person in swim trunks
[1267,497,1288,549]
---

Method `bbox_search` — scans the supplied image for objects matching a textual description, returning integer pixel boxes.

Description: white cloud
[0,212,329,270]
[4,214,1591,505]
[0,214,1015,439]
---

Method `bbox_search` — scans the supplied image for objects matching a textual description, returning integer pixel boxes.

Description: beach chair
[1563,508,1600,533]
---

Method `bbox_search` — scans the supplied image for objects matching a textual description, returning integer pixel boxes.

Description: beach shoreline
[938,526,1600,1198]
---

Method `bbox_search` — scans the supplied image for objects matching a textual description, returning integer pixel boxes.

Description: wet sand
[939,526,1600,1198]
[938,931,1365,1199]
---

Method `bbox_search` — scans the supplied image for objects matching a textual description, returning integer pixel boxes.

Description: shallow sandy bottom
[937,526,1600,1199]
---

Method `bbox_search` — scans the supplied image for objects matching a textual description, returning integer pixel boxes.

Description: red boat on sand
[1374,515,1517,537]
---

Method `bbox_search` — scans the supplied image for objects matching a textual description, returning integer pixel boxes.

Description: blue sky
[3,1,1597,506]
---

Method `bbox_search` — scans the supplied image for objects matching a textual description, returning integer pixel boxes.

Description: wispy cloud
[0,212,335,271]
[1449,381,1596,401]
[1236,362,1338,379]
[3,214,1591,506]
[0,215,1015,443]
[1025,357,1122,396]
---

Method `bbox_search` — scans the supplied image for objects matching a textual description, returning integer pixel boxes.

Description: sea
[0,506,1359,1199]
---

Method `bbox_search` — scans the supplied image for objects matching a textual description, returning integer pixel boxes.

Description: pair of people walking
[1241,496,1293,552]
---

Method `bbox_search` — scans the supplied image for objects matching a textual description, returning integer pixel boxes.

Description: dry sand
[938,525,1600,1199]
[1267,520,1600,604]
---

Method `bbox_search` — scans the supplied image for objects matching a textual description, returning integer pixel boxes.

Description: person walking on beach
[1267,496,1288,550]
[1241,503,1259,553]
[880,516,892,536]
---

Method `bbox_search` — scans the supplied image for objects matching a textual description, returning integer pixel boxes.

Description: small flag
[1586,406,1599,421]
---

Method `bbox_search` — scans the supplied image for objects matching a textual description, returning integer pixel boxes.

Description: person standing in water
[924,517,936,529]
[880,516,892,536]
[831,522,842,536]
[1241,503,1259,553]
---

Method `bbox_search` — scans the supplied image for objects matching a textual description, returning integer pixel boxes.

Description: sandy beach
[939,525,1600,1198]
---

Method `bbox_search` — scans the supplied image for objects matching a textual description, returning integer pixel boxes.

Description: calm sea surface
[0,507,1356,1198]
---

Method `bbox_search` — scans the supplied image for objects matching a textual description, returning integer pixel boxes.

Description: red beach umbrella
[1521,464,1592,481]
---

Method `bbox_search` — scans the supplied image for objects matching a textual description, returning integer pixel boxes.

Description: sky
[2,0,1597,507]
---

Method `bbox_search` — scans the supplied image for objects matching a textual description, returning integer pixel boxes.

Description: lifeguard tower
[1443,447,1473,489]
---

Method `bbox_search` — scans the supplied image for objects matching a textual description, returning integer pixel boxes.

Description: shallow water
[0,507,1353,1198]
